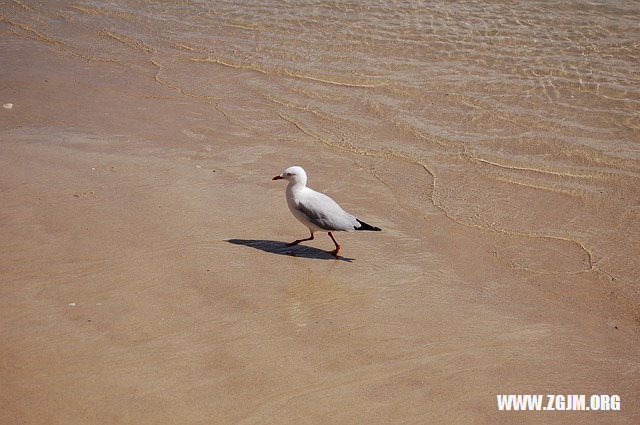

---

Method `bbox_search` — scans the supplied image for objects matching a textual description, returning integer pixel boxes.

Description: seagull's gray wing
[295,202,337,231]
[295,191,359,231]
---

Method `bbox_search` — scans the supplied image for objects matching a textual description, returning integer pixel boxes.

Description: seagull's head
[272,166,307,186]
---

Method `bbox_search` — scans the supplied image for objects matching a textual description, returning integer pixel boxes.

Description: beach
[1,1,639,423]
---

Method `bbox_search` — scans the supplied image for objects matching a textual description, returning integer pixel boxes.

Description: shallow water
[2,0,639,291]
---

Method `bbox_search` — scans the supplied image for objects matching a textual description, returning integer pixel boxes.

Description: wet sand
[1,35,639,425]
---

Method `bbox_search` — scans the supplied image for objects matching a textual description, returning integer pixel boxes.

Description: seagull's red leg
[287,231,314,247]
[328,232,340,256]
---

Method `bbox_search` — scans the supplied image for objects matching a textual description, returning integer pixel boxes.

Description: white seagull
[272,166,381,256]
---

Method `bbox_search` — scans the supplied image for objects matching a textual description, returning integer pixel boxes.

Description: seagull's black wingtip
[355,219,381,231]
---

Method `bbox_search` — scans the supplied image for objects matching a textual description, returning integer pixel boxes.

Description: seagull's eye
[286,172,293,176]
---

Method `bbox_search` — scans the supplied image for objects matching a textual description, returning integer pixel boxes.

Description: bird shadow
[226,239,354,262]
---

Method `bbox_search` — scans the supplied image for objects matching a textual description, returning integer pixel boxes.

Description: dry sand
[1,37,638,424]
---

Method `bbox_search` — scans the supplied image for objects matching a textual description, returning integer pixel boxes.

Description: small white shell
[3,103,13,109]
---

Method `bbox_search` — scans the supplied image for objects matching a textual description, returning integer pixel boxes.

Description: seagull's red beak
[272,175,283,180]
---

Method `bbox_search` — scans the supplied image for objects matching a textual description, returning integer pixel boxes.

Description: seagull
[272,166,381,256]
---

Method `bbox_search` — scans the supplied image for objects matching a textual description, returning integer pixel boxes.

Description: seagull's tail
[355,219,381,231]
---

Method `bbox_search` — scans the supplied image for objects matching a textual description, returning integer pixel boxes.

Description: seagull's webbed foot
[327,232,340,257]
[287,232,314,247]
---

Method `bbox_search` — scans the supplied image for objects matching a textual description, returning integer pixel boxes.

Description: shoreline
[1,34,638,423]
